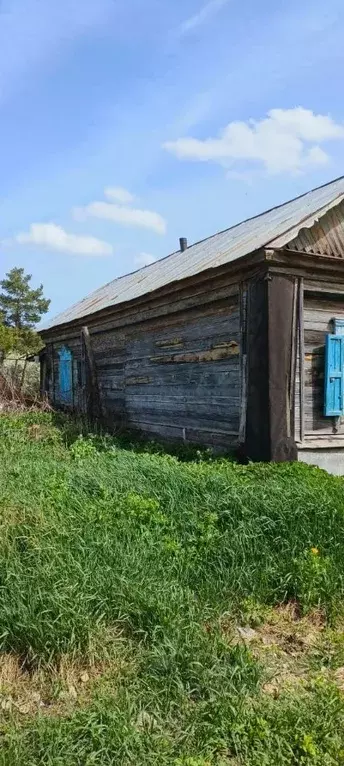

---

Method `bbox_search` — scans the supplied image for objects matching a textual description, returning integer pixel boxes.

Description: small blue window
[58,346,73,404]
[324,321,344,416]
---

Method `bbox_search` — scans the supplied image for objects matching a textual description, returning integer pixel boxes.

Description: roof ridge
[65,174,344,296]
[265,189,344,249]
[41,174,344,331]
[177,173,344,252]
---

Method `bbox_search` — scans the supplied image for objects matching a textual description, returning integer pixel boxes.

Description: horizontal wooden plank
[304,281,344,295]
[304,298,344,312]
[298,436,344,447]
[125,358,240,377]
[125,393,240,405]
[128,329,240,355]
[149,344,239,365]
[49,287,240,344]
[304,329,326,345]
[41,264,244,342]
[125,401,240,418]
[44,280,245,450]
[126,412,239,432]
[123,420,239,446]
[123,374,241,390]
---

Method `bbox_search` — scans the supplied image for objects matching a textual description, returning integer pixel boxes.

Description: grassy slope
[0,413,344,764]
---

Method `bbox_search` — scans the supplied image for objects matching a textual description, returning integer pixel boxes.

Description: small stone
[80,672,89,683]
[237,626,258,642]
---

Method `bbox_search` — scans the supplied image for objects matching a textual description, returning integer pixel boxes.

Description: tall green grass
[1,412,344,764]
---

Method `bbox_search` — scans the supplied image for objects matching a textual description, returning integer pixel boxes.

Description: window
[324,319,344,416]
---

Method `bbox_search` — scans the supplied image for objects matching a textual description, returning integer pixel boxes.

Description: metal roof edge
[266,191,344,250]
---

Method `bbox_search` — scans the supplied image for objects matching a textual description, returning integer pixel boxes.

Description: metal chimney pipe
[179,237,187,252]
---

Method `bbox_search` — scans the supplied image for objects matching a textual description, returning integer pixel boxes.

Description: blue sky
[1,0,344,322]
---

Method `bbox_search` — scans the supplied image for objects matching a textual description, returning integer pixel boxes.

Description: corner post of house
[244,273,270,461]
[267,269,298,462]
[244,262,298,463]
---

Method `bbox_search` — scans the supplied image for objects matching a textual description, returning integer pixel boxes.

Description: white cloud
[9,223,113,256]
[104,186,134,204]
[74,201,166,235]
[134,252,157,268]
[178,0,230,35]
[164,107,344,175]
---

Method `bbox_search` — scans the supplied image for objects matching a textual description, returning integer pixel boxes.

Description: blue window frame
[58,346,73,404]
[324,320,344,417]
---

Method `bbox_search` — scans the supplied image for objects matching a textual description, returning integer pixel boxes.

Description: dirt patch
[232,603,329,697]
[235,603,325,652]
[334,667,344,691]
[255,604,325,653]
[0,647,127,718]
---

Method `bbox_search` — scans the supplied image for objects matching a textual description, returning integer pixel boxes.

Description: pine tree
[0,268,50,360]
[0,267,50,329]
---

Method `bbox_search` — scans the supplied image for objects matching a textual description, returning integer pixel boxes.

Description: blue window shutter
[58,347,73,404]
[324,334,344,416]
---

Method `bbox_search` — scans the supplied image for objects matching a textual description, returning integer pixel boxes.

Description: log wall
[44,272,246,448]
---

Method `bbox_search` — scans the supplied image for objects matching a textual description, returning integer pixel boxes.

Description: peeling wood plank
[125,376,152,386]
[155,338,184,349]
[150,341,239,365]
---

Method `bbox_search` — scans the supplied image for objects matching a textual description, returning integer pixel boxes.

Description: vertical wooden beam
[298,277,305,443]
[245,270,298,463]
[81,331,87,415]
[245,276,270,461]
[268,274,298,462]
[288,278,298,439]
[238,281,248,445]
[50,343,55,404]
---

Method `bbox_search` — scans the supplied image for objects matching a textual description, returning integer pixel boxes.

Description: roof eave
[40,248,267,338]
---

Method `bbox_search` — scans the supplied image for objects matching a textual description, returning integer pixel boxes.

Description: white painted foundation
[298,448,344,476]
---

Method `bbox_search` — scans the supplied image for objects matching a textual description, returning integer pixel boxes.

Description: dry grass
[229,603,344,700]
[0,359,48,413]
[0,648,128,718]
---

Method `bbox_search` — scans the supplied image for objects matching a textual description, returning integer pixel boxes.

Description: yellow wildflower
[311,547,319,556]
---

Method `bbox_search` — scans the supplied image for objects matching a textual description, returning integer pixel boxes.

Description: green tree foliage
[0,268,50,359]
[0,267,50,330]
[0,322,17,359]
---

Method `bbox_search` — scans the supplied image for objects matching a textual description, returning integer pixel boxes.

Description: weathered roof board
[44,176,344,331]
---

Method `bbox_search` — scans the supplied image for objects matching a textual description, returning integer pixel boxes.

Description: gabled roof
[44,175,344,331]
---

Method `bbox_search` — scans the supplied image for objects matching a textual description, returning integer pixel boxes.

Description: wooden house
[40,177,344,474]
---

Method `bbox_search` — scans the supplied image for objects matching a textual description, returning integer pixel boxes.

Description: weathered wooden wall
[295,283,344,439]
[44,272,247,449]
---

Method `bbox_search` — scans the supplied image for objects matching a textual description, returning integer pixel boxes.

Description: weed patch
[0,413,344,763]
